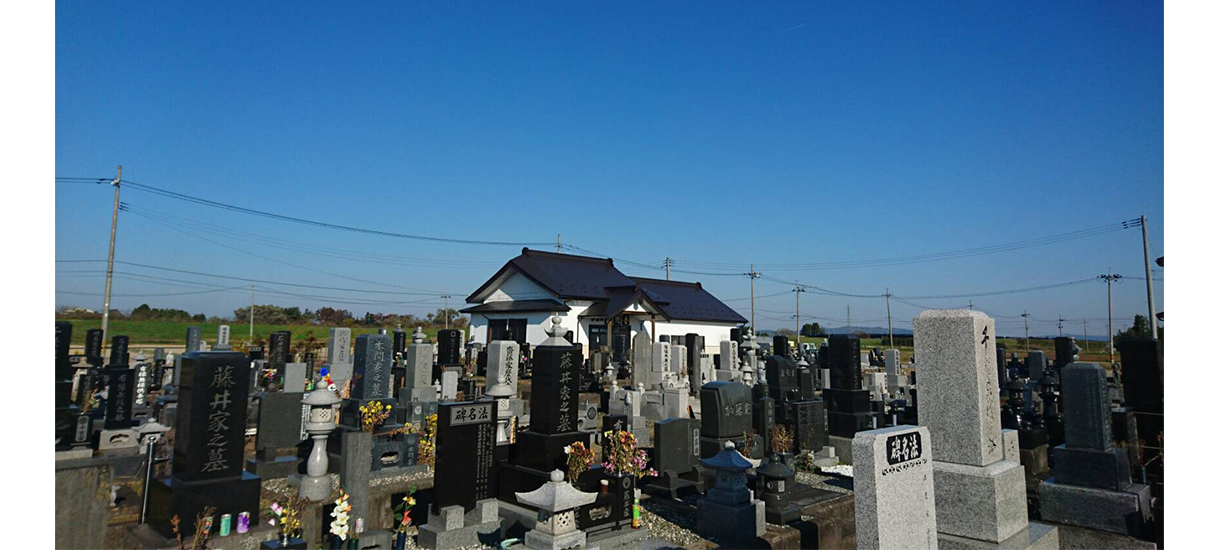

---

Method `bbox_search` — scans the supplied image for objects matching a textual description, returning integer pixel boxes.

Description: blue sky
[55,1,1163,337]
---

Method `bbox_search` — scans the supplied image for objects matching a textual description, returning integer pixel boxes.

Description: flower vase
[393,531,407,550]
[328,535,344,550]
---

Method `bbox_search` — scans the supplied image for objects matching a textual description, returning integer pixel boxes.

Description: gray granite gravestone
[853,426,937,550]
[1039,363,1152,539]
[913,310,1057,550]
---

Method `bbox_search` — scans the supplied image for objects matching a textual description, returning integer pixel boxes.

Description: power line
[671,218,1139,272]
[56,259,456,296]
[122,205,446,291]
[119,204,499,270]
[118,178,554,247]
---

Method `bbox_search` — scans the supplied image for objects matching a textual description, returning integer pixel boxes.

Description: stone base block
[1053,523,1155,550]
[828,435,855,465]
[418,501,500,549]
[245,456,300,479]
[938,521,1058,550]
[697,498,765,543]
[1049,446,1130,490]
[1019,446,1049,478]
[513,430,590,473]
[1039,479,1152,536]
[933,460,1029,543]
[97,428,140,455]
[525,527,585,550]
[357,529,392,550]
[56,448,94,460]
[146,472,262,539]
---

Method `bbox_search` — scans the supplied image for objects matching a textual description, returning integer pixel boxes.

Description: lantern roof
[515,470,597,513]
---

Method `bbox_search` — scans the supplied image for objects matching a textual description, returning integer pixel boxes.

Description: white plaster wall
[484,271,554,303]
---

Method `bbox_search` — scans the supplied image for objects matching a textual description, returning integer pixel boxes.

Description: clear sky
[55,1,1164,338]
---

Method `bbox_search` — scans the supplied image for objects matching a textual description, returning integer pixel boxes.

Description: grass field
[58,319,455,348]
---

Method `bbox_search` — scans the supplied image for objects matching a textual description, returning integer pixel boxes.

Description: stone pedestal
[418,500,500,549]
[853,426,937,550]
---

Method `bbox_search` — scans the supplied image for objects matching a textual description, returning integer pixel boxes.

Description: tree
[1113,314,1157,345]
[801,323,826,337]
[775,328,797,337]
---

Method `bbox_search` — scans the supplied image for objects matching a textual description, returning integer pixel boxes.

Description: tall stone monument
[913,309,1057,549]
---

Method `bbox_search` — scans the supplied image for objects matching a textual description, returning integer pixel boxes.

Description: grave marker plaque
[434,401,496,513]
[853,426,937,550]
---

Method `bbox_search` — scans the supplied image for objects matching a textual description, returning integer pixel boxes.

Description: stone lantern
[696,442,764,543]
[514,470,598,550]
[299,388,341,501]
[1001,378,1027,430]
[757,454,801,524]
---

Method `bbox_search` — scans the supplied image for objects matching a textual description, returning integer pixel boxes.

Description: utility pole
[794,283,805,343]
[847,305,852,334]
[249,285,255,344]
[1021,310,1030,355]
[665,258,671,281]
[748,265,760,330]
[969,300,973,311]
[1083,320,1088,353]
[1100,272,1121,366]
[1058,316,1064,337]
[100,165,121,349]
[443,295,451,329]
[557,234,562,253]
[885,289,894,346]
[1140,216,1158,339]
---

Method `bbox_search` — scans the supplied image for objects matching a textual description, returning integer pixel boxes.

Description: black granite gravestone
[245,391,305,478]
[773,335,790,358]
[436,329,463,366]
[352,334,393,400]
[85,328,104,367]
[433,401,496,513]
[699,381,752,457]
[247,345,264,361]
[108,335,129,366]
[827,335,862,390]
[185,326,202,353]
[103,366,135,430]
[268,331,292,363]
[147,351,260,538]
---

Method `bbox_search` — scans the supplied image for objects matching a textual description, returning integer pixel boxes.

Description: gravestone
[685,333,704,395]
[103,366,135,430]
[85,328,104,367]
[398,329,438,425]
[420,401,499,548]
[281,363,307,393]
[147,351,260,538]
[437,329,464,366]
[825,336,873,448]
[215,325,231,351]
[244,391,306,478]
[1039,363,1152,538]
[513,318,589,474]
[644,417,703,499]
[55,322,79,449]
[108,335,129,366]
[485,340,520,397]
[699,381,752,458]
[1026,351,1048,381]
[326,327,354,383]
[185,326,202,354]
[631,330,652,384]
[268,331,292,364]
[340,334,396,428]
[913,309,1056,549]
[773,335,790,358]
[853,426,937,550]
[351,334,392,400]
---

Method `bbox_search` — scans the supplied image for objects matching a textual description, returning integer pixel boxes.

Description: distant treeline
[56,302,470,329]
